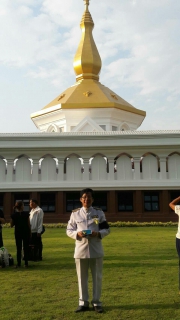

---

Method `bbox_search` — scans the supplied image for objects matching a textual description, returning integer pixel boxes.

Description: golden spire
[73,0,102,81]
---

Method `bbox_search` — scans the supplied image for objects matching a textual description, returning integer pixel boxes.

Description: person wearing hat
[66,188,110,313]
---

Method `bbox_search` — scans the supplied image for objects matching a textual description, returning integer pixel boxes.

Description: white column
[32,158,39,182]
[133,157,141,180]
[6,159,14,182]
[160,157,167,180]
[108,158,115,180]
[57,158,64,181]
[83,158,90,181]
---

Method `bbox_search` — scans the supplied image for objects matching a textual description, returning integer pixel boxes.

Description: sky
[0,0,180,133]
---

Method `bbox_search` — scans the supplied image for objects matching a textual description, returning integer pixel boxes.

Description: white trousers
[75,257,103,307]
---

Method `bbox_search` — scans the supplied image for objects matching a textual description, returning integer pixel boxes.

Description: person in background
[169,196,180,256]
[66,188,110,313]
[10,200,31,268]
[0,209,5,248]
[29,199,44,261]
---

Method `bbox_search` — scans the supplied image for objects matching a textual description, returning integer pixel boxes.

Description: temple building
[31,0,145,133]
[0,0,180,223]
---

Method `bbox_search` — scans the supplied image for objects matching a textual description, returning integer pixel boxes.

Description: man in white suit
[29,199,44,260]
[66,188,110,313]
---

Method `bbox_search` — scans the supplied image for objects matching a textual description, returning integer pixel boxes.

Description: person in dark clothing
[10,201,31,268]
[0,209,5,248]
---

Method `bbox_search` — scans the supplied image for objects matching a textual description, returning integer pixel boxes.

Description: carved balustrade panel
[66,156,82,181]
[142,154,159,180]
[116,155,133,180]
[41,156,57,181]
[0,158,6,182]
[168,154,180,180]
[15,157,32,182]
[91,155,107,181]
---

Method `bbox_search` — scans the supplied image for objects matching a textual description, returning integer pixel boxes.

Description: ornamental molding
[111,93,118,100]
[58,94,65,101]
[83,91,92,97]
[1,130,180,137]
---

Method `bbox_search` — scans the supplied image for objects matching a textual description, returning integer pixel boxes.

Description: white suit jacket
[66,206,110,259]
[29,206,44,233]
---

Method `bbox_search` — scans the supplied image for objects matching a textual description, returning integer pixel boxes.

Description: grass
[1,227,180,320]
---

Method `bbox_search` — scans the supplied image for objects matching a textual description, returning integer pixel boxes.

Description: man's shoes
[92,305,103,313]
[75,306,89,313]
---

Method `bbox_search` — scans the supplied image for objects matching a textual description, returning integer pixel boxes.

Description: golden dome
[31,0,146,128]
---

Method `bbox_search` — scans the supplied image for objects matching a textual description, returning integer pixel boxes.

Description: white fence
[0,152,180,183]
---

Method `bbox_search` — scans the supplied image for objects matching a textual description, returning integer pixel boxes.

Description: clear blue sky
[0,0,180,132]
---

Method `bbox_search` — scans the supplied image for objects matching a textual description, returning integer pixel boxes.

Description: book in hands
[82,229,92,236]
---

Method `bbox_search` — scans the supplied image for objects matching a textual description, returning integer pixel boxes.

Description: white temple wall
[116,155,133,180]
[0,151,180,188]
[0,131,180,190]
[15,156,32,182]
[0,158,6,182]
[168,153,180,180]
[40,156,57,181]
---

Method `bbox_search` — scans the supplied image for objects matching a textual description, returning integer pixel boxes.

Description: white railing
[0,152,180,184]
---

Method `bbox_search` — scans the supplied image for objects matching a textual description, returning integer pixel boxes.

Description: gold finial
[73,0,102,82]
[84,0,89,10]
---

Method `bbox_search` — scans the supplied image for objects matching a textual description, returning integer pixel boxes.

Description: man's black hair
[30,199,38,205]
[80,188,94,197]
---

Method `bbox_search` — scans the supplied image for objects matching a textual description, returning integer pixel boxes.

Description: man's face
[29,200,36,209]
[80,192,93,209]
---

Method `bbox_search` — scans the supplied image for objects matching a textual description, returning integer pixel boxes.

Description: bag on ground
[0,247,10,267]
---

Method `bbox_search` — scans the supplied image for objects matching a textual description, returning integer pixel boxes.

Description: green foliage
[1,227,180,320]
[3,221,178,229]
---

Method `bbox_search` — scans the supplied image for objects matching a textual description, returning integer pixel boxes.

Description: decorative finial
[84,0,89,10]
[73,0,102,82]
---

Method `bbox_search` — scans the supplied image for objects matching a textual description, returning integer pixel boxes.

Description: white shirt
[66,206,110,259]
[29,206,44,233]
[175,205,180,239]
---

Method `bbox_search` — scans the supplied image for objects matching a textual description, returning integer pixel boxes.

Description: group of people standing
[1,199,44,268]
[1,191,180,314]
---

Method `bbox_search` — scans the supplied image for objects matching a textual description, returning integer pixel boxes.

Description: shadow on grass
[3,255,177,272]
[103,301,180,312]
[103,256,177,268]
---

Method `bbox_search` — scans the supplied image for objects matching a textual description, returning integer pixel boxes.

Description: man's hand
[37,233,41,237]
[77,231,86,238]
[90,231,99,238]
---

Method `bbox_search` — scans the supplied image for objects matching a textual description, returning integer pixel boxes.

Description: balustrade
[0,152,179,186]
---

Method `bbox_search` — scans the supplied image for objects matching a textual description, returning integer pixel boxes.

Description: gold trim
[31,103,146,119]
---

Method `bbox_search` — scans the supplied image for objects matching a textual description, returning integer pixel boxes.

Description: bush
[3,221,177,228]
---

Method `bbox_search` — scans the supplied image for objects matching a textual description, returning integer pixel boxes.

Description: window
[144,192,159,211]
[14,193,30,212]
[66,192,80,212]
[40,193,56,212]
[66,191,107,212]
[0,193,4,211]
[112,126,118,131]
[93,192,107,211]
[170,191,180,202]
[99,125,106,131]
[118,191,133,211]
[60,127,64,132]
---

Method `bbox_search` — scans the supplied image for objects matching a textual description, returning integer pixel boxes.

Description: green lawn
[1,227,180,320]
